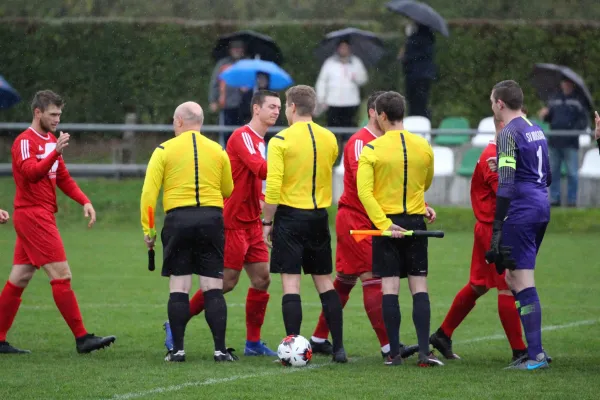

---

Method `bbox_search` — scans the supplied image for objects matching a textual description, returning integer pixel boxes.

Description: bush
[0,19,599,128]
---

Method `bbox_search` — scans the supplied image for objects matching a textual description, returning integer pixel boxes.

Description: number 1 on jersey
[536,145,543,183]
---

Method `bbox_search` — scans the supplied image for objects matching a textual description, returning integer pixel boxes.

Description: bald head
[173,101,204,135]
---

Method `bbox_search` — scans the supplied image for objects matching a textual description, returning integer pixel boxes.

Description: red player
[429,116,528,361]
[0,90,116,354]
[309,91,433,359]
[163,90,281,356]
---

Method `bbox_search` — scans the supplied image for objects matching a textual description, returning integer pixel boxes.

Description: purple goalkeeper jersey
[496,116,551,224]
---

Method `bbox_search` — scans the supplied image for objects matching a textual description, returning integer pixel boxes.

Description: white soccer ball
[277,334,312,367]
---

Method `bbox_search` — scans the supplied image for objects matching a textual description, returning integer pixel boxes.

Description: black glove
[488,246,516,274]
[485,220,503,263]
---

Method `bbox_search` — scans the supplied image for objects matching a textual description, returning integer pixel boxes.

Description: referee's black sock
[412,292,431,357]
[382,294,401,358]
[204,289,227,353]
[168,292,190,353]
[319,289,344,352]
[282,294,302,335]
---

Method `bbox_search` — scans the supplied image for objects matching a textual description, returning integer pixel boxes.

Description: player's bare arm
[83,203,96,228]
[0,209,9,224]
[594,111,600,140]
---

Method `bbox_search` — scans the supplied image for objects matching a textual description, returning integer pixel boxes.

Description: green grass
[0,179,599,399]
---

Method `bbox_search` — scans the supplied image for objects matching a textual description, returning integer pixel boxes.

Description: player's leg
[281,274,303,336]
[243,261,277,356]
[165,274,193,362]
[0,252,36,354]
[503,222,549,370]
[359,272,389,356]
[497,288,527,360]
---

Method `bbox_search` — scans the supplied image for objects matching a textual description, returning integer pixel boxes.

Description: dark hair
[367,91,386,111]
[521,105,528,115]
[285,85,316,116]
[251,90,279,109]
[374,91,406,123]
[31,90,64,114]
[492,80,523,111]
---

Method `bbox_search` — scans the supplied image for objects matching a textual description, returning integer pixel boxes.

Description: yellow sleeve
[265,136,285,205]
[332,135,339,165]
[357,146,392,230]
[220,149,234,198]
[425,145,434,191]
[141,147,165,236]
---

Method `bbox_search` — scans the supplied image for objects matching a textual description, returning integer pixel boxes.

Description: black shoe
[310,339,333,355]
[214,348,238,362]
[384,353,404,366]
[382,343,419,359]
[76,333,116,354]
[418,351,445,367]
[165,350,186,362]
[512,348,552,364]
[332,347,348,363]
[0,341,30,354]
[429,328,460,360]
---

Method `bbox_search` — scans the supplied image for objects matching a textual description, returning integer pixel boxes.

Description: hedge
[1,19,599,128]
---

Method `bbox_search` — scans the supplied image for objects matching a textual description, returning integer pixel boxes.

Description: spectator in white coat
[316,41,368,127]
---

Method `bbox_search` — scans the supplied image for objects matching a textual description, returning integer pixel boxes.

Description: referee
[141,101,236,363]
[262,85,347,363]
[357,91,442,367]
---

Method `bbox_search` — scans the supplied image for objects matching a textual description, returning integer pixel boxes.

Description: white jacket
[315,55,368,108]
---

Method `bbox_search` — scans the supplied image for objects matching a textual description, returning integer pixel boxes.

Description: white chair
[404,116,431,142]
[426,146,454,205]
[471,116,496,147]
[577,148,600,206]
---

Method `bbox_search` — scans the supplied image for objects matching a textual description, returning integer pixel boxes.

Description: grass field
[0,178,599,399]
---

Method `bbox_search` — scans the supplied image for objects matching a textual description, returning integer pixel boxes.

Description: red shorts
[470,221,508,290]
[13,207,67,268]
[335,206,372,276]
[224,221,269,271]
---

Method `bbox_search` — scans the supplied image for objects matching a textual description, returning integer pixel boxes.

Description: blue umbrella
[219,59,293,91]
[0,76,21,109]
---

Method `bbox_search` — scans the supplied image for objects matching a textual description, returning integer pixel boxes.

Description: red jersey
[338,127,378,214]
[11,128,90,214]
[470,141,499,223]
[223,125,267,229]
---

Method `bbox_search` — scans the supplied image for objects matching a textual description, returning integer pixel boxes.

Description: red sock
[312,275,355,340]
[50,279,87,338]
[0,281,25,342]
[189,289,205,316]
[246,288,270,342]
[498,293,526,350]
[440,284,480,338]
[362,278,389,347]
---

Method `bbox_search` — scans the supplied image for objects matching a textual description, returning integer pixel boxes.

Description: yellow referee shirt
[357,130,433,230]
[265,121,338,209]
[140,130,234,235]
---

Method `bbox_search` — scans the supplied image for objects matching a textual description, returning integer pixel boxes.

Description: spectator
[316,40,368,128]
[538,78,589,207]
[400,23,436,119]
[208,40,247,144]
[239,73,271,124]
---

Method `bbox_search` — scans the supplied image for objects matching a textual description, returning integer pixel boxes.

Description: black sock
[204,289,227,353]
[319,289,344,352]
[382,294,401,358]
[168,292,190,353]
[282,294,302,335]
[412,292,431,357]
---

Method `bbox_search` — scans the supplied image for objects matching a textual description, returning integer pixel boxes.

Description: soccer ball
[277,334,312,367]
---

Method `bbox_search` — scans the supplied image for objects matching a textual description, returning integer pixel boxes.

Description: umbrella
[315,28,385,68]
[386,0,450,37]
[212,30,283,65]
[531,63,594,111]
[0,76,21,109]
[219,59,293,91]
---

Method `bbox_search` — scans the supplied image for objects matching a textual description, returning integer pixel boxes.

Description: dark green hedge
[0,19,599,128]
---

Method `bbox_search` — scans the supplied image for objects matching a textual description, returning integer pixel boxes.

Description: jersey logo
[258,142,266,160]
[36,143,59,178]
[39,145,43,151]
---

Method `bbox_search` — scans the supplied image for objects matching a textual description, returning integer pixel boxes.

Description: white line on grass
[107,319,597,400]
[105,358,361,400]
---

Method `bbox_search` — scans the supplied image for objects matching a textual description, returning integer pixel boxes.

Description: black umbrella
[386,0,450,37]
[212,30,283,65]
[531,63,594,111]
[315,28,385,68]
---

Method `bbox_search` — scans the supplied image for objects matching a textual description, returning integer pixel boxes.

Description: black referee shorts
[160,206,224,279]
[372,214,428,278]
[270,206,332,275]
